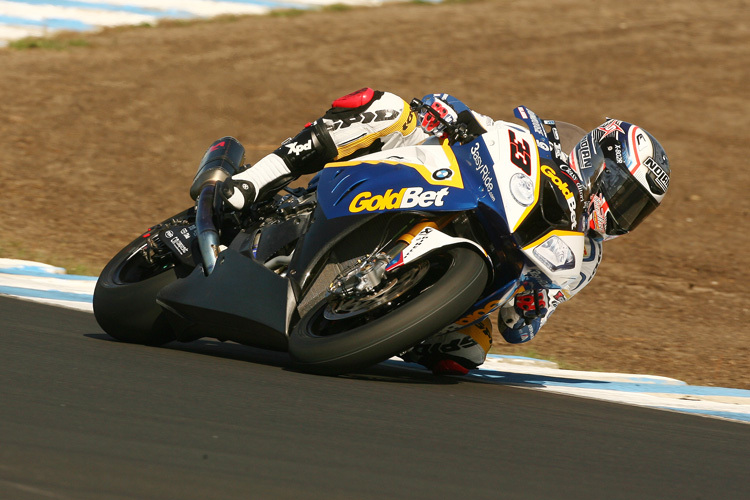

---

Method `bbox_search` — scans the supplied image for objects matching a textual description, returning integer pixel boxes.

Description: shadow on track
[86,332,626,389]
[84,332,463,385]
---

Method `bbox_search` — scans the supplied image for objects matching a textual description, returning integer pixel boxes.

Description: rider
[216,88,671,375]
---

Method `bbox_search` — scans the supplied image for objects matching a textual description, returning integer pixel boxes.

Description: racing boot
[221,119,338,210]
[401,317,493,375]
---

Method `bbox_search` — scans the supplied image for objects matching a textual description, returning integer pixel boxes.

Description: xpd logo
[455,298,502,326]
[284,140,312,156]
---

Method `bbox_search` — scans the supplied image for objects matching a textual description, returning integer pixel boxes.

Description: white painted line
[0,1,156,27]
[532,386,750,424]
[0,24,45,40]
[0,259,95,312]
[389,355,750,424]
[67,0,270,17]
[7,293,94,312]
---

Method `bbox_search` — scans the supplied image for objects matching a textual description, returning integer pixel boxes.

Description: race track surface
[1,297,749,499]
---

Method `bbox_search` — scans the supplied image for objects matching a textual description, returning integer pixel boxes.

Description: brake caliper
[329,253,391,297]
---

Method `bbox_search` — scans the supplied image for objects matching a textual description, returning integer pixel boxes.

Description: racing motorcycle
[93,101,586,374]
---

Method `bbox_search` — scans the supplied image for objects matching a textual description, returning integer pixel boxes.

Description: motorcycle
[93,101,587,374]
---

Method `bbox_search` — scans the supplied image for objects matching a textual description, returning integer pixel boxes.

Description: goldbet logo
[541,165,573,199]
[349,187,450,213]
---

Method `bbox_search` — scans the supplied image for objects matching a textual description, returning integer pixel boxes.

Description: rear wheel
[93,208,194,345]
[289,247,488,375]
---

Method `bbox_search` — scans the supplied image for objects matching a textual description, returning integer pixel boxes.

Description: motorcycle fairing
[317,138,490,220]
[385,226,491,274]
[518,230,585,289]
[156,248,293,350]
[329,138,465,190]
[514,105,553,161]
[462,123,542,233]
[316,108,585,289]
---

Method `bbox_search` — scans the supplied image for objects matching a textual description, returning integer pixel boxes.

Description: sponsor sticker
[470,142,496,202]
[541,165,578,228]
[433,168,453,180]
[597,119,625,139]
[284,140,313,156]
[644,156,670,193]
[348,187,450,213]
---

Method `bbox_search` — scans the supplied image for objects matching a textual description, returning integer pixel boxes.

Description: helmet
[570,119,670,239]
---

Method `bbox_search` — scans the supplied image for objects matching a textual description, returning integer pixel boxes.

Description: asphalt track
[1,297,748,500]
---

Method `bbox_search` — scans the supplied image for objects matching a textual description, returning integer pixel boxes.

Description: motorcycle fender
[391,227,492,277]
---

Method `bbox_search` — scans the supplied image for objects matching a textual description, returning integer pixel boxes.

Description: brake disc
[323,261,429,320]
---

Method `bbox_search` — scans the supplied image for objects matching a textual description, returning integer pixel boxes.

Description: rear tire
[289,247,488,375]
[93,210,194,345]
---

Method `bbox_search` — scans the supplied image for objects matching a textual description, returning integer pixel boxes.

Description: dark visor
[599,161,659,232]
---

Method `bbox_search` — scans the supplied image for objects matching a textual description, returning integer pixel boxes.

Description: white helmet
[570,119,670,238]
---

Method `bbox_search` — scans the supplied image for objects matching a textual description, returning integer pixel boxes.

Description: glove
[514,288,549,323]
[417,97,458,136]
[218,178,256,212]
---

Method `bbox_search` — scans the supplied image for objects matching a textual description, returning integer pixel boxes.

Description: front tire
[289,247,488,375]
[93,209,194,345]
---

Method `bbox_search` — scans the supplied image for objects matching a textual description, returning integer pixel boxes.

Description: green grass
[8,37,89,50]
[0,241,100,277]
[3,0,461,51]
[269,8,308,18]
[321,3,352,12]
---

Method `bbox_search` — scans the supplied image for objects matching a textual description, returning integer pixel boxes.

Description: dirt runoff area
[0,0,748,388]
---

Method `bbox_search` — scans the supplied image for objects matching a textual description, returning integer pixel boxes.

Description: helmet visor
[599,161,658,233]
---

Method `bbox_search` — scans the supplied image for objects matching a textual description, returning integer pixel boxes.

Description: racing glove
[514,288,549,324]
[416,96,458,137]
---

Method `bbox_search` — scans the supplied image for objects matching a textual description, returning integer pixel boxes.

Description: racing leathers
[222,88,602,375]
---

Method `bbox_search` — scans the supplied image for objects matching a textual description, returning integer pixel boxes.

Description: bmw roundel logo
[433,168,453,180]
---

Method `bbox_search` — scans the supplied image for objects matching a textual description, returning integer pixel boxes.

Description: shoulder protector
[332,88,376,109]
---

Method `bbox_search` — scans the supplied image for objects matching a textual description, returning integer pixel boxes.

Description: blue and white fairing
[314,107,585,291]
[316,138,484,218]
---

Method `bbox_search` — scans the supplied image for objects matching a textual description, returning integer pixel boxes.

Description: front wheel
[289,247,488,375]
